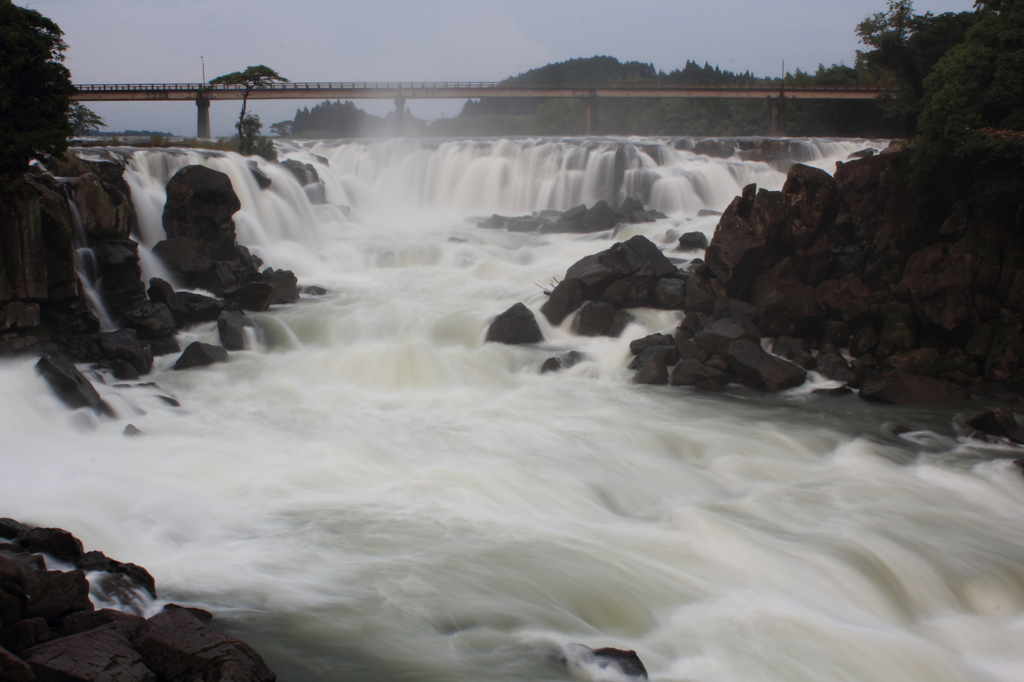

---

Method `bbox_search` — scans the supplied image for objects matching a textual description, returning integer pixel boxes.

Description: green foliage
[68,103,105,136]
[0,0,75,175]
[913,0,1024,223]
[269,120,293,136]
[292,100,380,137]
[210,65,287,154]
[235,114,276,161]
[148,133,165,147]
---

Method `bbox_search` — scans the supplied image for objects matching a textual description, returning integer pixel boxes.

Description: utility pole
[201,56,206,85]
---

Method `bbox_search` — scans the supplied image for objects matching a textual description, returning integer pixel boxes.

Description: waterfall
[61,185,117,331]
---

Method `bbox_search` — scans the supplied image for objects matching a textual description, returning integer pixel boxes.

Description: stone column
[394,95,407,136]
[586,95,599,136]
[769,96,787,137]
[196,97,211,139]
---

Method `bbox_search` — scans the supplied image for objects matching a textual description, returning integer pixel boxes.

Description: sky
[18,0,977,137]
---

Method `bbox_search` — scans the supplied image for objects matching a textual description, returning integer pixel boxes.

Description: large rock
[540,279,583,326]
[749,258,821,337]
[694,317,758,355]
[167,292,223,328]
[704,184,781,297]
[152,238,211,280]
[581,200,620,232]
[93,239,148,320]
[876,303,917,359]
[652,277,687,309]
[669,358,730,387]
[99,329,154,377]
[24,624,155,682]
[217,311,252,351]
[896,243,978,343]
[859,371,969,404]
[633,352,669,385]
[781,164,839,285]
[162,166,241,261]
[485,303,543,344]
[173,342,228,370]
[0,644,34,682]
[15,527,83,562]
[572,302,632,337]
[725,339,807,391]
[564,236,676,300]
[263,269,299,306]
[601,276,653,308]
[23,569,92,623]
[966,408,1018,438]
[133,609,275,682]
[815,273,874,331]
[35,354,113,417]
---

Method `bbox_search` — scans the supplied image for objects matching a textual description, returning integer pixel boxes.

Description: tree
[68,103,105,136]
[0,0,75,176]
[269,120,292,136]
[209,65,287,154]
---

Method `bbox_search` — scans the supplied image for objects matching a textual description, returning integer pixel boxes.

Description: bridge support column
[196,97,211,139]
[586,96,599,136]
[769,95,787,137]
[394,95,406,136]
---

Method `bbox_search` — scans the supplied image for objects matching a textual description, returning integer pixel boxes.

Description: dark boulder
[749,258,821,337]
[859,371,969,404]
[541,279,584,326]
[280,159,319,186]
[217,311,252,351]
[24,624,155,682]
[0,644,35,682]
[581,200,620,232]
[223,281,275,313]
[572,302,632,337]
[876,303,918,359]
[564,236,676,300]
[162,165,241,261]
[601,276,653,308]
[814,350,854,383]
[822,320,851,349]
[151,238,212,280]
[173,342,228,370]
[540,351,583,374]
[694,317,758,355]
[704,184,780,296]
[725,339,807,392]
[629,345,678,370]
[35,354,113,417]
[677,232,709,251]
[652,277,687,309]
[633,352,669,385]
[146,278,174,305]
[773,336,815,370]
[850,327,879,358]
[629,334,675,355]
[121,302,176,340]
[669,358,730,387]
[966,408,1018,438]
[167,292,223,328]
[249,162,272,190]
[16,528,82,562]
[74,551,156,599]
[485,303,543,345]
[263,269,299,305]
[896,243,978,343]
[133,608,275,682]
[684,272,716,314]
[1,617,48,655]
[61,608,147,640]
[23,569,92,623]
[99,329,154,377]
[781,164,839,285]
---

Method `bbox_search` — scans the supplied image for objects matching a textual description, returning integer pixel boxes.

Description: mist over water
[4,136,1024,682]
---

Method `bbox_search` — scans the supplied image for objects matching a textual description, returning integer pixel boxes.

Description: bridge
[72,81,895,138]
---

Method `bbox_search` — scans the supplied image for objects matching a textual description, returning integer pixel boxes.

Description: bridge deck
[72,82,892,102]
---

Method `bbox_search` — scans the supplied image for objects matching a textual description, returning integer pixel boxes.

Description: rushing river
[3,137,1024,682]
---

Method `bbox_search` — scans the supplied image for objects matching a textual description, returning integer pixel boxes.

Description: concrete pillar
[394,95,406,135]
[769,96,787,137]
[586,96,599,136]
[196,97,211,139]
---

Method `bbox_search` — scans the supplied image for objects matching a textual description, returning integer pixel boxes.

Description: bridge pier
[196,96,211,139]
[586,96,599,136]
[769,95,786,137]
[394,95,406,136]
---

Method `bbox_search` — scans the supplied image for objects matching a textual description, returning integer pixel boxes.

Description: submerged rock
[563,644,648,681]
[485,303,543,345]
[35,354,114,417]
[173,342,228,370]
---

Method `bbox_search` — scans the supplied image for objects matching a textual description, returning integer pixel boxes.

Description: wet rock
[694,317,758,355]
[704,183,777,296]
[822,320,851,349]
[0,644,35,682]
[581,200,620,232]
[1,617,48,655]
[15,528,82,562]
[540,351,583,374]
[173,342,228,370]
[24,624,155,682]
[572,302,632,337]
[965,408,1018,438]
[629,345,678,370]
[124,424,143,437]
[859,371,969,404]
[134,609,275,682]
[167,292,222,328]
[162,165,241,261]
[485,303,543,345]
[540,279,584,326]
[74,551,156,599]
[61,608,146,640]
[850,327,879,358]
[23,569,92,623]
[684,272,716,314]
[677,232,709,251]
[35,354,113,417]
[876,303,917,359]
[652,277,687,309]
[248,163,272,190]
[223,281,274,313]
[896,242,979,343]
[673,334,700,362]
[885,347,977,380]
[814,351,854,383]
[99,329,154,377]
[564,236,676,300]
[813,386,854,397]
[601,276,653,308]
[564,644,648,681]
[301,285,328,296]
[629,334,675,355]
[279,159,319,186]
[217,311,252,351]
[263,269,299,306]
[121,301,176,341]
[633,352,669,385]
[151,238,212,281]
[985,324,1024,381]
[749,258,821,337]
[149,337,180,357]
[725,339,807,392]
[670,358,730,387]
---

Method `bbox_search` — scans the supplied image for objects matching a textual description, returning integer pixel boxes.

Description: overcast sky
[19,0,976,136]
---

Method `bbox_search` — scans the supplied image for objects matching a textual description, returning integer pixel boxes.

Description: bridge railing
[73,82,895,94]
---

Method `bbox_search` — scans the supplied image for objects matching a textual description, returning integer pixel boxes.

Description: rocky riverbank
[485,150,1024,443]
[0,518,275,682]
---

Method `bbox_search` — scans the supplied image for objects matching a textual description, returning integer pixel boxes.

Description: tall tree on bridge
[209,65,287,154]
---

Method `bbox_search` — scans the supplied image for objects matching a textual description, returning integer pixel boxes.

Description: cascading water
[3,136,1024,682]
[62,185,117,331]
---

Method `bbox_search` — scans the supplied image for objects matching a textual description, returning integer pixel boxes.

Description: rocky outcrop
[478,200,666,234]
[0,519,276,682]
[485,303,544,344]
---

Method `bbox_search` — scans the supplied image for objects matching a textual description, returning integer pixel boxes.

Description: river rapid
[3,136,1024,682]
